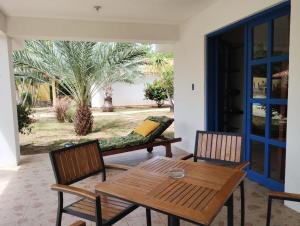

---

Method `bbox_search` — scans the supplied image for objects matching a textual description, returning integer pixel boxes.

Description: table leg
[227,194,234,226]
[168,215,180,226]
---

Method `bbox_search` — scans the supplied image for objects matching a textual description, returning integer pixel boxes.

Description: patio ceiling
[0,0,216,25]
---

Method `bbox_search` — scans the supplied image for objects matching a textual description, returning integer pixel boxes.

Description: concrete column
[0,34,20,166]
[285,0,300,212]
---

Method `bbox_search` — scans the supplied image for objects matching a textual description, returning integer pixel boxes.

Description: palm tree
[94,43,148,112]
[13,40,148,135]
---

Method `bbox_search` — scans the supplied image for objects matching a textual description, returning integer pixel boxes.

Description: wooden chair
[266,191,300,226]
[181,131,249,226]
[49,140,146,226]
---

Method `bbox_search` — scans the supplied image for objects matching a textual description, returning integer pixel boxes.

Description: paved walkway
[0,147,299,226]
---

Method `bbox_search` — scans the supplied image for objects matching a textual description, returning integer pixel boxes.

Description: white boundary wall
[91,75,157,107]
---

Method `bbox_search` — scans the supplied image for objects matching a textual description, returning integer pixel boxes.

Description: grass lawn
[20,106,174,155]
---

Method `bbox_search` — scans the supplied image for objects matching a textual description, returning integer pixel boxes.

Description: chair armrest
[105,163,133,170]
[51,184,97,201]
[269,192,300,202]
[234,161,249,170]
[70,220,86,226]
[180,154,194,160]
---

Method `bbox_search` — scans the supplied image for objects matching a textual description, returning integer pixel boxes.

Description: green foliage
[17,104,34,134]
[144,80,168,107]
[13,40,148,135]
[21,92,33,106]
[65,102,76,123]
[148,52,174,111]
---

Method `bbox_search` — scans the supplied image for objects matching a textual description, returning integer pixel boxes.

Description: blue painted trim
[206,1,290,38]
[205,1,290,191]
[247,170,284,191]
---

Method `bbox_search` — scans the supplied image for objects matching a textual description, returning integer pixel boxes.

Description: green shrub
[21,92,33,106]
[144,80,168,107]
[17,104,34,134]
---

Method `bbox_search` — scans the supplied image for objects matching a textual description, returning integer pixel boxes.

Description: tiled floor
[0,147,300,226]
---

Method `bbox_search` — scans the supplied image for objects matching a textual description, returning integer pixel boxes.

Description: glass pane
[252,103,266,136]
[271,61,289,99]
[253,23,268,59]
[271,105,287,141]
[252,64,267,98]
[269,145,285,183]
[272,15,290,56]
[250,140,265,174]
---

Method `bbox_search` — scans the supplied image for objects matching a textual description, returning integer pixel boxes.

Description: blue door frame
[206,1,290,191]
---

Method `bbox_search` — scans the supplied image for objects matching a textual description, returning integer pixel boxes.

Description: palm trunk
[102,86,114,112]
[74,104,93,135]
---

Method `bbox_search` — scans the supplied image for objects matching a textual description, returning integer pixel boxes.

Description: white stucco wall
[91,75,158,108]
[174,0,300,211]
[284,0,300,212]
[0,35,20,166]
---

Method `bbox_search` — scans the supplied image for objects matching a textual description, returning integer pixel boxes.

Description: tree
[13,41,148,135]
[94,43,148,112]
[148,52,174,111]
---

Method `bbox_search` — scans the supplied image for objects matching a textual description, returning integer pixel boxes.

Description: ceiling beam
[6,17,179,43]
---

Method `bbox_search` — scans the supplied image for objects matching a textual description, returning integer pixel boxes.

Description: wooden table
[95,157,245,226]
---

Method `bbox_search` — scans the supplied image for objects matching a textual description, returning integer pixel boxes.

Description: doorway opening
[206,2,290,191]
[216,27,245,133]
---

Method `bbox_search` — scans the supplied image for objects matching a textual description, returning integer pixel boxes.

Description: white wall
[174,0,285,152]
[284,0,300,212]
[92,75,157,108]
[0,35,20,166]
[174,0,300,212]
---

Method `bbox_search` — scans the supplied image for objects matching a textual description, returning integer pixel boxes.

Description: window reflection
[250,140,265,174]
[273,15,290,56]
[252,64,267,98]
[271,105,287,141]
[271,62,289,99]
[253,23,268,59]
[269,145,285,183]
[252,103,266,136]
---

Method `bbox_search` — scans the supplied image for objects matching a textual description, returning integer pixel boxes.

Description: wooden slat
[201,133,208,158]
[210,134,217,159]
[206,134,213,158]
[220,135,226,160]
[95,157,245,225]
[197,133,203,157]
[225,136,231,161]
[230,136,237,162]
[216,134,222,159]
[235,137,242,162]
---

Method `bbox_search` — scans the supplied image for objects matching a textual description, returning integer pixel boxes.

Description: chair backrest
[194,131,243,163]
[49,140,105,185]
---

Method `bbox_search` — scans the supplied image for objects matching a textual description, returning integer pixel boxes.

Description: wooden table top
[95,157,245,225]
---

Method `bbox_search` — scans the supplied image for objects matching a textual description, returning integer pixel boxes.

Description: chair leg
[146,208,152,226]
[56,192,63,226]
[240,181,245,226]
[266,196,272,226]
[227,195,234,226]
[165,144,172,158]
[147,147,153,153]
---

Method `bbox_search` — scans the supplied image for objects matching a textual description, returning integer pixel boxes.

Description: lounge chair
[99,116,181,157]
